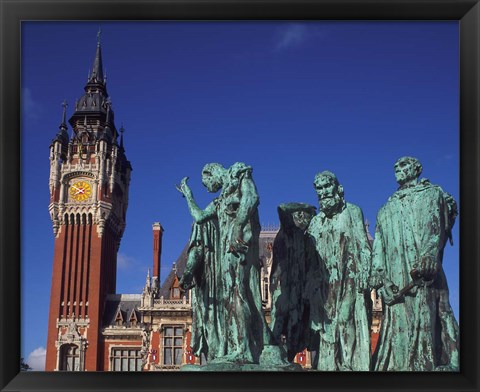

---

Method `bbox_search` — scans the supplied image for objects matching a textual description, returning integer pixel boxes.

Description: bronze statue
[370,156,459,371]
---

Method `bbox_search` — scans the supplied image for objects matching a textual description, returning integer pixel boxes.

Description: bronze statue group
[177,156,459,371]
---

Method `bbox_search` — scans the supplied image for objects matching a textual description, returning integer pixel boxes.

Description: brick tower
[45,35,132,371]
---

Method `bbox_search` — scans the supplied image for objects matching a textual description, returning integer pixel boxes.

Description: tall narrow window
[163,326,184,366]
[110,348,142,371]
[60,344,80,371]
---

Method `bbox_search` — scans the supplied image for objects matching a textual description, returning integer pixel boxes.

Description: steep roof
[103,294,142,328]
[158,244,189,299]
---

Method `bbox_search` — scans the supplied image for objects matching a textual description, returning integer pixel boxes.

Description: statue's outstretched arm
[177,176,216,224]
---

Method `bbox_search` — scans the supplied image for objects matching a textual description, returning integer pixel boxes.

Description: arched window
[60,344,80,371]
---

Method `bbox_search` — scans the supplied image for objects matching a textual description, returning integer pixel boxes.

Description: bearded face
[394,158,418,186]
[314,176,344,217]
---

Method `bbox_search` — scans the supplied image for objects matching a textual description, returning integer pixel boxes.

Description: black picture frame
[1,1,478,391]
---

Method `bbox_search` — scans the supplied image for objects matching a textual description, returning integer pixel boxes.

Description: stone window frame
[55,321,87,371]
[160,325,185,367]
[109,345,143,372]
[58,343,81,371]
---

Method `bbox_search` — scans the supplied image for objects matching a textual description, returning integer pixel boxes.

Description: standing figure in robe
[270,202,316,361]
[370,156,459,371]
[178,162,266,364]
[306,171,372,371]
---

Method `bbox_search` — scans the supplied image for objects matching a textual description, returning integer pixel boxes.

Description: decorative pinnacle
[105,100,111,124]
[119,124,125,148]
[145,268,151,287]
[173,262,177,276]
[61,99,68,125]
[97,27,102,46]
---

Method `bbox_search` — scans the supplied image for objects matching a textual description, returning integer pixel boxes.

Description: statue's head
[278,203,316,231]
[202,163,226,193]
[394,156,422,186]
[292,208,316,230]
[313,171,344,216]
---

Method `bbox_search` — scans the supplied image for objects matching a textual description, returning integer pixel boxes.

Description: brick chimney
[152,222,163,282]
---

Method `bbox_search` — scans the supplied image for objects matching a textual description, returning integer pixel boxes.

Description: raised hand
[175,177,193,199]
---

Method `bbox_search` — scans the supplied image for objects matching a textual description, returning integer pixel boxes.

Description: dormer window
[129,310,138,327]
[114,307,124,326]
[170,269,182,299]
[172,288,180,299]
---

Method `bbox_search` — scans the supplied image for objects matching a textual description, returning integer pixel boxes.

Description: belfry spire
[89,30,104,84]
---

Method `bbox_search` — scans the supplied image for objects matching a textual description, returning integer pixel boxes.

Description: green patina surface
[304,171,372,371]
[178,162,294,370]
[370,157,459,371]
[177,157,459,372]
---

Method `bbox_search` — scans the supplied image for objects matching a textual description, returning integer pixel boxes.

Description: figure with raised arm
[178,162,266,364]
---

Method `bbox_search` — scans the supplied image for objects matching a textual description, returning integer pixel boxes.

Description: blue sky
[21,21,459,370]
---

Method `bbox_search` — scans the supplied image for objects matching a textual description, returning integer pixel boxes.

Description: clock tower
[45,36,132,371]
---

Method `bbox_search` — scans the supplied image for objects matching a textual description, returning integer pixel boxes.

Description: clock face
[69,180,92,202]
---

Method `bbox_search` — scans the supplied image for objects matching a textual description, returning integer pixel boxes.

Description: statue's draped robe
[306,202,371,371]
[372,181,459,371]
[270,204,315,361]
[186,163,265,364]
[214,164,265,363]
[185,220,225,361]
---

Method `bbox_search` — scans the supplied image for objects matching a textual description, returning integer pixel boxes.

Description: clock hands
[70,184,85,195]
[70,183,92,200]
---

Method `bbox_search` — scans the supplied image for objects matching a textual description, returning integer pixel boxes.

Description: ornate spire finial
[61,99,68,125]
[119,124,125,149]
[89,30,104,83]
[97,27,102,46]
[145,268,151,288]
[54,99,69,142]
[173,262,177,276]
